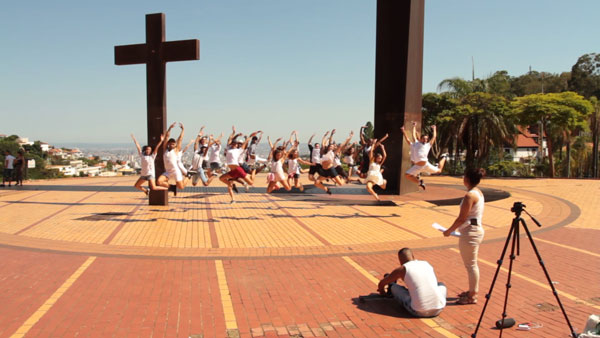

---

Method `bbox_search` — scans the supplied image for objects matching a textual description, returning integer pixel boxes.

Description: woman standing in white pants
[443,168,485,305]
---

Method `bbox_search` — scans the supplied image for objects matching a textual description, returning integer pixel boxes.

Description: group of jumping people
[131,122,447,202]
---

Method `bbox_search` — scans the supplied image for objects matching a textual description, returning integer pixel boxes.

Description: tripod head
[510,202,526,216]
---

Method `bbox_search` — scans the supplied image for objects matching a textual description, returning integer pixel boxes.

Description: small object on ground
[495,318,515,329]
[517,323,530,331]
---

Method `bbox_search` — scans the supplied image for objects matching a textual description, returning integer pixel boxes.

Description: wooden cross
[114,13,199,206]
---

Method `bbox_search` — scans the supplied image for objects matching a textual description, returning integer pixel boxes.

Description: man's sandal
[457,291,470,298]
[456,294,477,305]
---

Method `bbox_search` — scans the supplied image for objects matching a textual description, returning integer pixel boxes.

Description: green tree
[513,92,593,177]
[422,93,460,170]
[437,77,475,98]
[568,53,600,99]
[450,92,517,168]
[362,121,374,140]
[486,71,513,97]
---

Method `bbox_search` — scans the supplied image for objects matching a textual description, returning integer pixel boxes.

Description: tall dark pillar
[374,0,424,194]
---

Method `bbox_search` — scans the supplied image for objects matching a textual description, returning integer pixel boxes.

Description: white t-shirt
[409,142,418,163]
[209,144,221,163]
[246,143,257,164]
[403,260,446,312]
[5,155,15,169]
[287,159,300,175]
[334,155,342,167]
[226,148,243,166]
[311,147,321,164]
[140,153,156,176]
[238,149,247,164]
[321,150,335,165]
[191,152,203,170]
[413,142,431,162]
[163,149,179,172]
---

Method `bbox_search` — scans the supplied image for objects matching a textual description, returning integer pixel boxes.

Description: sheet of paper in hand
[432,222,461,237]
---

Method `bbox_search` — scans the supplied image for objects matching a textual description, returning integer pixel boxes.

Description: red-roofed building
[504,126,547,162]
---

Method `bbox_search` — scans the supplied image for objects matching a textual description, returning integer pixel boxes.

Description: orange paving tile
[0,175,597,337]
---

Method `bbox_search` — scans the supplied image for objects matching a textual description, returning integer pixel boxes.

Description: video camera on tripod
[470,202,577,338]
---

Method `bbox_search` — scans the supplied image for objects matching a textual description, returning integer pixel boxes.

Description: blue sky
[1,1,598,144]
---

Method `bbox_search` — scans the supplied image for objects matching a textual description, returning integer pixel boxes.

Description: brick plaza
[0,175,598,337]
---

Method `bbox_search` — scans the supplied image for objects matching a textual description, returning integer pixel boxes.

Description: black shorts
[335,165,347,178]
[202,161,209,169]
[359,161,369,174]
[318,166,338,178]
[210,162,220,171]
[3,169,13,179]
[309,164,320,176]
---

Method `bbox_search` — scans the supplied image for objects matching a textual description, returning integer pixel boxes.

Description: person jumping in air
[313,129,353,194]
[365,140,388,201]
[402,123,447,190]
[287,146,313,192]
[156,122,189,196]
[266,136,293,193]
[131,133,168,196]
[219,129,258,203]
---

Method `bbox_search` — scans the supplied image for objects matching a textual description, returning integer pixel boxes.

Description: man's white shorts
[406,162,440,176]
[162,169,184,182]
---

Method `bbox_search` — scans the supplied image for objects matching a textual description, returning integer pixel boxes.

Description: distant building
[17,137,34,147]
[40,142,50,152]
[504,126,547,163]
[46,160,102,176]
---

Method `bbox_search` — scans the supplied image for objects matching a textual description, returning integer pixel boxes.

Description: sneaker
[232,184,239,193]
[244,184,250,193]
[326,188,332,195]
[418,179,426,190]
[230,200,236,204]
[144,190,149,196]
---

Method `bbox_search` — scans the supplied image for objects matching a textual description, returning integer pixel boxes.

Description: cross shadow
[4,200,141,207]
[264,213,401,220]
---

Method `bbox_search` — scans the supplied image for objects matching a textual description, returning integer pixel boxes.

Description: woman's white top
[191,152,203,170]
[209,144,221,163]
[366,162,384,186]
[287,159,300,175]
[343,155,354,166]
[334,155,342,167]
[140,153,156,176]
[458,189,485,232]
[321,150,335,166]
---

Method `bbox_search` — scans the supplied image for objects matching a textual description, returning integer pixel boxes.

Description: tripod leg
[498,218,520,338]
[520,220,578,338]
[471,217,517,338]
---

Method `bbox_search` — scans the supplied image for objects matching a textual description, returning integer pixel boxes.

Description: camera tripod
[471,202,577,338]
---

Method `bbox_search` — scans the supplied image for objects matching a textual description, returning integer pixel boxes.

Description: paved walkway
[0,175,598,337]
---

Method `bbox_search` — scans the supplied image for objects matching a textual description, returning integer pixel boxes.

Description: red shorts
[229,166,247,179]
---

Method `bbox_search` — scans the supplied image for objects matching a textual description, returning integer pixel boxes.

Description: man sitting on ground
[377,248,446,318]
